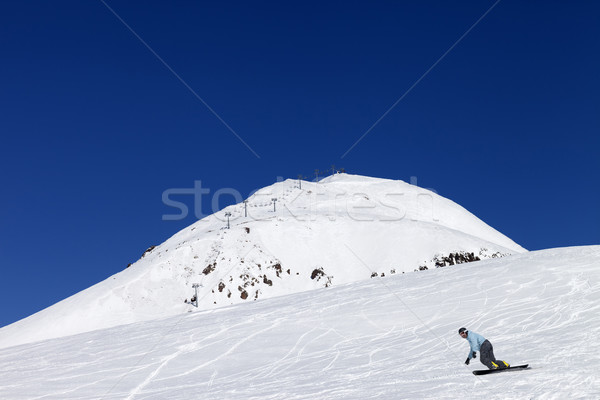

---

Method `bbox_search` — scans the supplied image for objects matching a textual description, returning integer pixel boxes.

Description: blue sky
[1,0,598,328]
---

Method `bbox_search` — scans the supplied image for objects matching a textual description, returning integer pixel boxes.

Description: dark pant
[480,340,506,369]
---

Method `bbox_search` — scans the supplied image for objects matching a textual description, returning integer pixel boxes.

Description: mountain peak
[318,173,391,184]
[0,173,526,348]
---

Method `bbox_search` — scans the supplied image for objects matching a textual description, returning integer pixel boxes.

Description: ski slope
[0,174,526,348]
[0,246,598,399]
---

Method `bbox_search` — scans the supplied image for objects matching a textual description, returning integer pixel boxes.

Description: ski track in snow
[0,247,599,399]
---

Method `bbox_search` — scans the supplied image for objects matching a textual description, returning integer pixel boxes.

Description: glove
[465,358,470,365]
[472,351,477,359]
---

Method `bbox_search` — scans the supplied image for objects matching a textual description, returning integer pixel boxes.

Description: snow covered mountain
[0,246,598,399]
[0,173,526,349]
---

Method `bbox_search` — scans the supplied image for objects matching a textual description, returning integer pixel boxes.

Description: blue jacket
[466,331,486,359]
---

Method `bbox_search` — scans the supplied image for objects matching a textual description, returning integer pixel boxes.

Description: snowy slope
[0,246,598,399]
[0,174,526,348]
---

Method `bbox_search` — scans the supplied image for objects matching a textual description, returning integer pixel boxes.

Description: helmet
[458,327,467,334]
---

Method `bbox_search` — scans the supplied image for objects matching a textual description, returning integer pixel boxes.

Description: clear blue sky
[1,1,598,328]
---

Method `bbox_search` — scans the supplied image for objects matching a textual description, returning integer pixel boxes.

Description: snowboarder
[458,327,509,370]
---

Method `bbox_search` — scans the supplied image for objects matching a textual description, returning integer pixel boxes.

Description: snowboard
[473,364,529,375]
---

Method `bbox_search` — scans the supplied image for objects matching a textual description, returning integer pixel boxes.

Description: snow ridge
[0,246,598,399]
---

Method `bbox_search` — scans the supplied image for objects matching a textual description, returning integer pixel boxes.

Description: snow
[0,173,527,349]
[0,246,598,399]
